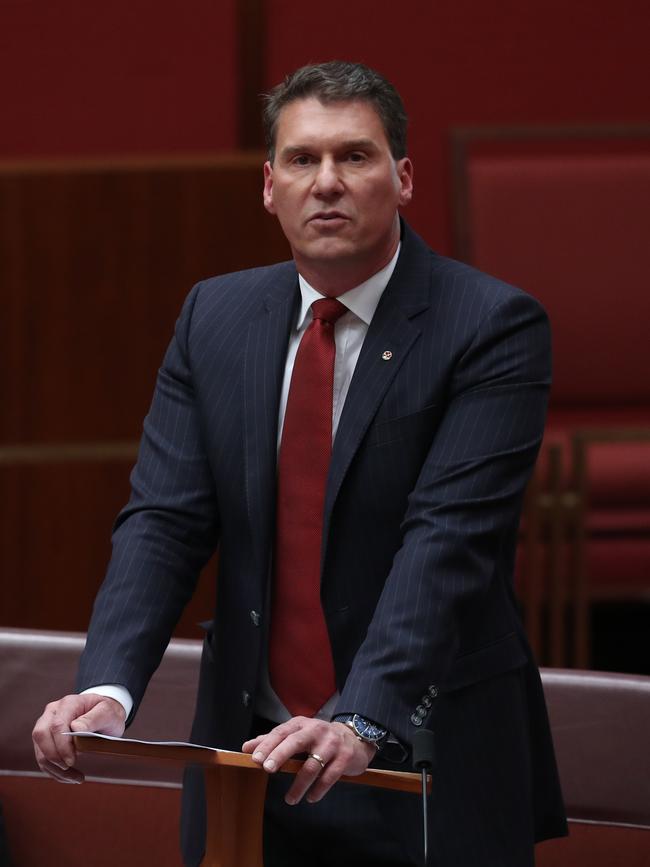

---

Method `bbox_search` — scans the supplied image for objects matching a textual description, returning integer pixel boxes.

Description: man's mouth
[309,211,349,224]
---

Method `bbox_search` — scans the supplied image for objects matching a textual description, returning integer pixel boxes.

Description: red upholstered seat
[0,628,201,866]
[4,631,648,865]
[537,668,650,866]
[544,409,650,506]
[453,128,650,663]
[466,152,650,410]
[543,416,650,596]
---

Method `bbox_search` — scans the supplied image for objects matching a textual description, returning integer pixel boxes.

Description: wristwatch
[334,713,389,749]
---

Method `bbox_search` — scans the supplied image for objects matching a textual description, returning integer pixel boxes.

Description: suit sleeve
[335,291,551,746]
[76,283,220,717]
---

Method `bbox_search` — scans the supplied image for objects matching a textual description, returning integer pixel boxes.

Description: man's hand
[242,717,375,806]
[32,693,126,784]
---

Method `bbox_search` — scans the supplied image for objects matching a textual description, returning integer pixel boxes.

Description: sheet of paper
[64,731,236,753]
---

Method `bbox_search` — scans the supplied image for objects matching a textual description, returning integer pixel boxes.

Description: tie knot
[311,298,347,325]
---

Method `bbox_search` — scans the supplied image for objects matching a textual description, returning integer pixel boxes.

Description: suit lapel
[323,225,432,541]
[243,265,299,573]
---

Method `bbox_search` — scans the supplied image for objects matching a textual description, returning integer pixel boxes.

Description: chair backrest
[540,667,650,828]
[0,626,202,784]
[0,627,204,866]
[450,126,650,409]
[4,628,649,825]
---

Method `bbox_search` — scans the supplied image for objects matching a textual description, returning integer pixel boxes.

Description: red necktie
[270,297,347,717]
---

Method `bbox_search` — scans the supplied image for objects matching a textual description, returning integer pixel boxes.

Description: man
[33,62,567,865]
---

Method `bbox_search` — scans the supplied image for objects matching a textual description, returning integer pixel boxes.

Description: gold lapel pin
[382,350,393,361]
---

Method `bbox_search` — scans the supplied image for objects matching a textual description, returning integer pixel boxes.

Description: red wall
[2,1,648,636]
[2,0,649,247]
[0,0,237,157]
[266,0,650,251]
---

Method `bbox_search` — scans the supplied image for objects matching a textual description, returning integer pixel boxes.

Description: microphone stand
[411,729,435,866]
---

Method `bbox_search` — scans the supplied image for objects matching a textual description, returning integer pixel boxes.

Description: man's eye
[292,155,312,166]
[347,152,366,163]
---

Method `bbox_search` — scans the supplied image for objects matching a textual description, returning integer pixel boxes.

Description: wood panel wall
[0,155,290,636]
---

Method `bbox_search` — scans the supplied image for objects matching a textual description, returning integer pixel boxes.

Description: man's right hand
[32,693,126,784]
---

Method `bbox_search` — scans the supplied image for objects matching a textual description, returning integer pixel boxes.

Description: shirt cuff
[79,684,133,720]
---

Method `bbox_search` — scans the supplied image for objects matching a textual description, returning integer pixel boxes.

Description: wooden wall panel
[1,460,133,631]
[1,155,289,443]
[0,455,219,636]
[0,156,289,634]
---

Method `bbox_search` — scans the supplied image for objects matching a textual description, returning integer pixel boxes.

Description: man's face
[263,98,413,293]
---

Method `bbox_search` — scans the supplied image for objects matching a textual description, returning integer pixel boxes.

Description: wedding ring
[307,752,326,771]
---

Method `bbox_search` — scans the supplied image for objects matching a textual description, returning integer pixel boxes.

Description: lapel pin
[382,350,393,361]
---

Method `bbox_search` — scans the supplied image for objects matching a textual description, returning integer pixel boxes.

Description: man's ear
[263,161,276,214]
[396,157,414,207]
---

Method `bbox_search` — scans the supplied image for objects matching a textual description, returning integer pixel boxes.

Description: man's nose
[313,158,343,197]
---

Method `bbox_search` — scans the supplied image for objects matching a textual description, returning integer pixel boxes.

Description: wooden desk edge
[73,735,429,794]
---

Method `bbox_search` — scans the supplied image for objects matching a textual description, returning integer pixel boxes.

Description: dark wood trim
[545,445,567,668]
[521,442,582,667]
[570,428,650,667]
[452,123,650,144]
[449,123,650,262]
[0,152,267,175]
[237,0,266,150]
[0,442,139,464]
[572,429,650,446]
[450,130,472,264]
[521,466,542,661]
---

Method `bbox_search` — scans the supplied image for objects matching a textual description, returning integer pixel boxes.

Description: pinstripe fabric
[77,222,566,865]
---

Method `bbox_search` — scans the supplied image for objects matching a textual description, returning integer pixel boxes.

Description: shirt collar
[296,243,401,329]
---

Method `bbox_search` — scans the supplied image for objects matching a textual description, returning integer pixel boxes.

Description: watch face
[353,714,387,743]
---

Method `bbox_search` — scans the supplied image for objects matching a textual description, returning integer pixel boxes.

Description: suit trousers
[263,773,417,867]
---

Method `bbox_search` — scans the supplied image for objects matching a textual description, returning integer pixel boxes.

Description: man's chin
[295,237,358,263]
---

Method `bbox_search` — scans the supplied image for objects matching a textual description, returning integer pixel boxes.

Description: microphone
[412,729,435,866]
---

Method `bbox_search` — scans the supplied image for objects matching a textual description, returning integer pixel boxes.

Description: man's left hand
[242,716,375,805]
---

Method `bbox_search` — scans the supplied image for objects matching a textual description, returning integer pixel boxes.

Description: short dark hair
[262,61,408,162]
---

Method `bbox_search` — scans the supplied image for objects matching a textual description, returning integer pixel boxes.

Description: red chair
[451,126,650,666]
[539,668,650,866]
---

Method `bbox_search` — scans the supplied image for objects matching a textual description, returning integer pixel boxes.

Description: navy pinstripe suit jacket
[78,222,566,863]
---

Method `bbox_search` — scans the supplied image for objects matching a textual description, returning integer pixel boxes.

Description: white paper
[64,731,235,753]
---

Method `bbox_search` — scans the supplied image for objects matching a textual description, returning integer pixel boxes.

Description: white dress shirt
[83,245,400,723]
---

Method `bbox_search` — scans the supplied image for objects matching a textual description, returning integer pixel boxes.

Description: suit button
[416,706,426,718]
[422,696,432,709]
[428,685,439,698]
[410,713,423,727]
[250,610,261,627]
[241,690,251,707]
